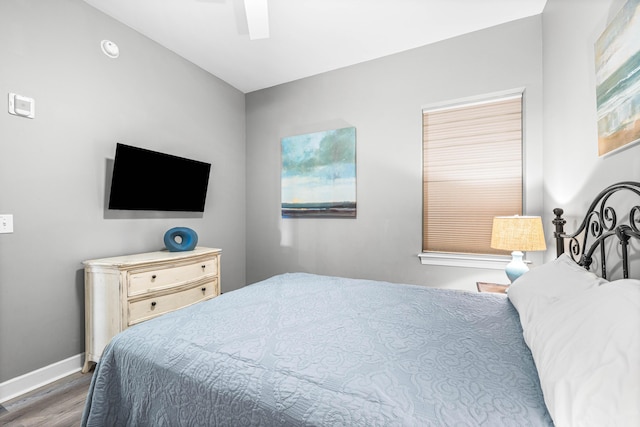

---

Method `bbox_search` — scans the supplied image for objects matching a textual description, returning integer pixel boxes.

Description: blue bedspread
[82,273,553,426]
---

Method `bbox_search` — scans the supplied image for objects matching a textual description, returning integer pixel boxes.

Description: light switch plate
[0,215,14,233]
[8,93,35,119]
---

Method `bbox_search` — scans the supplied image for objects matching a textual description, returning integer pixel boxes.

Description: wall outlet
[0,214,14,233]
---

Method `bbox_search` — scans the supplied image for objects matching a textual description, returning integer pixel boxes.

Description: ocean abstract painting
[594,0,640,156]
[281,127,356,218]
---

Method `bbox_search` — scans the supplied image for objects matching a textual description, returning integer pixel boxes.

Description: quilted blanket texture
[82,273,552,426]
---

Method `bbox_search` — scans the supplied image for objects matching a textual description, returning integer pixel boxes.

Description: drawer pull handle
[201,287,206,292]
[151,301,157,308]
[201,265,206,270]
[151,275,157,280]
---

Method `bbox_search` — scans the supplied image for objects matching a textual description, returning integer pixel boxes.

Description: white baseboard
[0,353,84,404]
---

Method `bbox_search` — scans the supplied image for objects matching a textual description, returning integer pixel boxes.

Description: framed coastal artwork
[281,127,356,218]
[594,0,640,156]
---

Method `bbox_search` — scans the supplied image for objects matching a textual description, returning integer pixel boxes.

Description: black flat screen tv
[108,143,211,212]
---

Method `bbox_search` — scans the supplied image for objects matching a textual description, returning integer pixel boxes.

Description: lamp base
[505,251,529,283]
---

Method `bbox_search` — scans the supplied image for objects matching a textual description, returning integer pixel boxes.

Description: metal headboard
[553,181,640,279]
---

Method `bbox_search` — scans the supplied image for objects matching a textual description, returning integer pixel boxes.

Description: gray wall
[245,17,544,289]
[542,0,640,240]
[0,0,246,382]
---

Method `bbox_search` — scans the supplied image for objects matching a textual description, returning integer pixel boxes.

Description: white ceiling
[83,0,548,93]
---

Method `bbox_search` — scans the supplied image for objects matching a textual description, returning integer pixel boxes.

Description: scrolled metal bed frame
[553,181,640,279]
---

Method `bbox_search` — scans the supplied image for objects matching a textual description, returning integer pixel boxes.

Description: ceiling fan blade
[244,0,269,40]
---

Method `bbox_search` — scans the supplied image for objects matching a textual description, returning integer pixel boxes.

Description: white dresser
[82,246,221,373]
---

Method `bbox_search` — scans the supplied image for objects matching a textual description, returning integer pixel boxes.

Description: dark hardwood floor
[0,371,92,427]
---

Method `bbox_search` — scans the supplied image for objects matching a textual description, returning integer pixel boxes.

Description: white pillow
[524,279,640,427]
[507,254,607,330]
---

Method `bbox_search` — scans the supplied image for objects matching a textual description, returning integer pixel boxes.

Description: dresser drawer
[128,279,218,326]
[128,257,218,296]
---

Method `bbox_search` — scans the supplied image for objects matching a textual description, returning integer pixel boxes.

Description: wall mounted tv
[108,143,211,212]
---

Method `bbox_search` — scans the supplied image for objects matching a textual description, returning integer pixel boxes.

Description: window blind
[422,95,523,255]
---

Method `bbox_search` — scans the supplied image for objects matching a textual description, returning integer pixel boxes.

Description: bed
[82,182,640,427]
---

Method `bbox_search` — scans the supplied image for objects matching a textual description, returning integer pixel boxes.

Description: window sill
[418,252,518,270]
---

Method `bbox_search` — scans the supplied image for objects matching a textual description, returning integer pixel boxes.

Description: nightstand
[476,282,509,294]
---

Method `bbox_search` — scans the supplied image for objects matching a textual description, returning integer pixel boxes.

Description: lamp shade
[490,216,547,252]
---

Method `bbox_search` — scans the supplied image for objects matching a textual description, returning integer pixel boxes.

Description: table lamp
[490,215,547,283]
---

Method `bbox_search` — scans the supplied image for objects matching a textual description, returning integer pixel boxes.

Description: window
[422,93,523,256]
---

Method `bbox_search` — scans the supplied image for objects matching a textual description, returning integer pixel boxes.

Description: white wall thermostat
[8,93,35,119]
